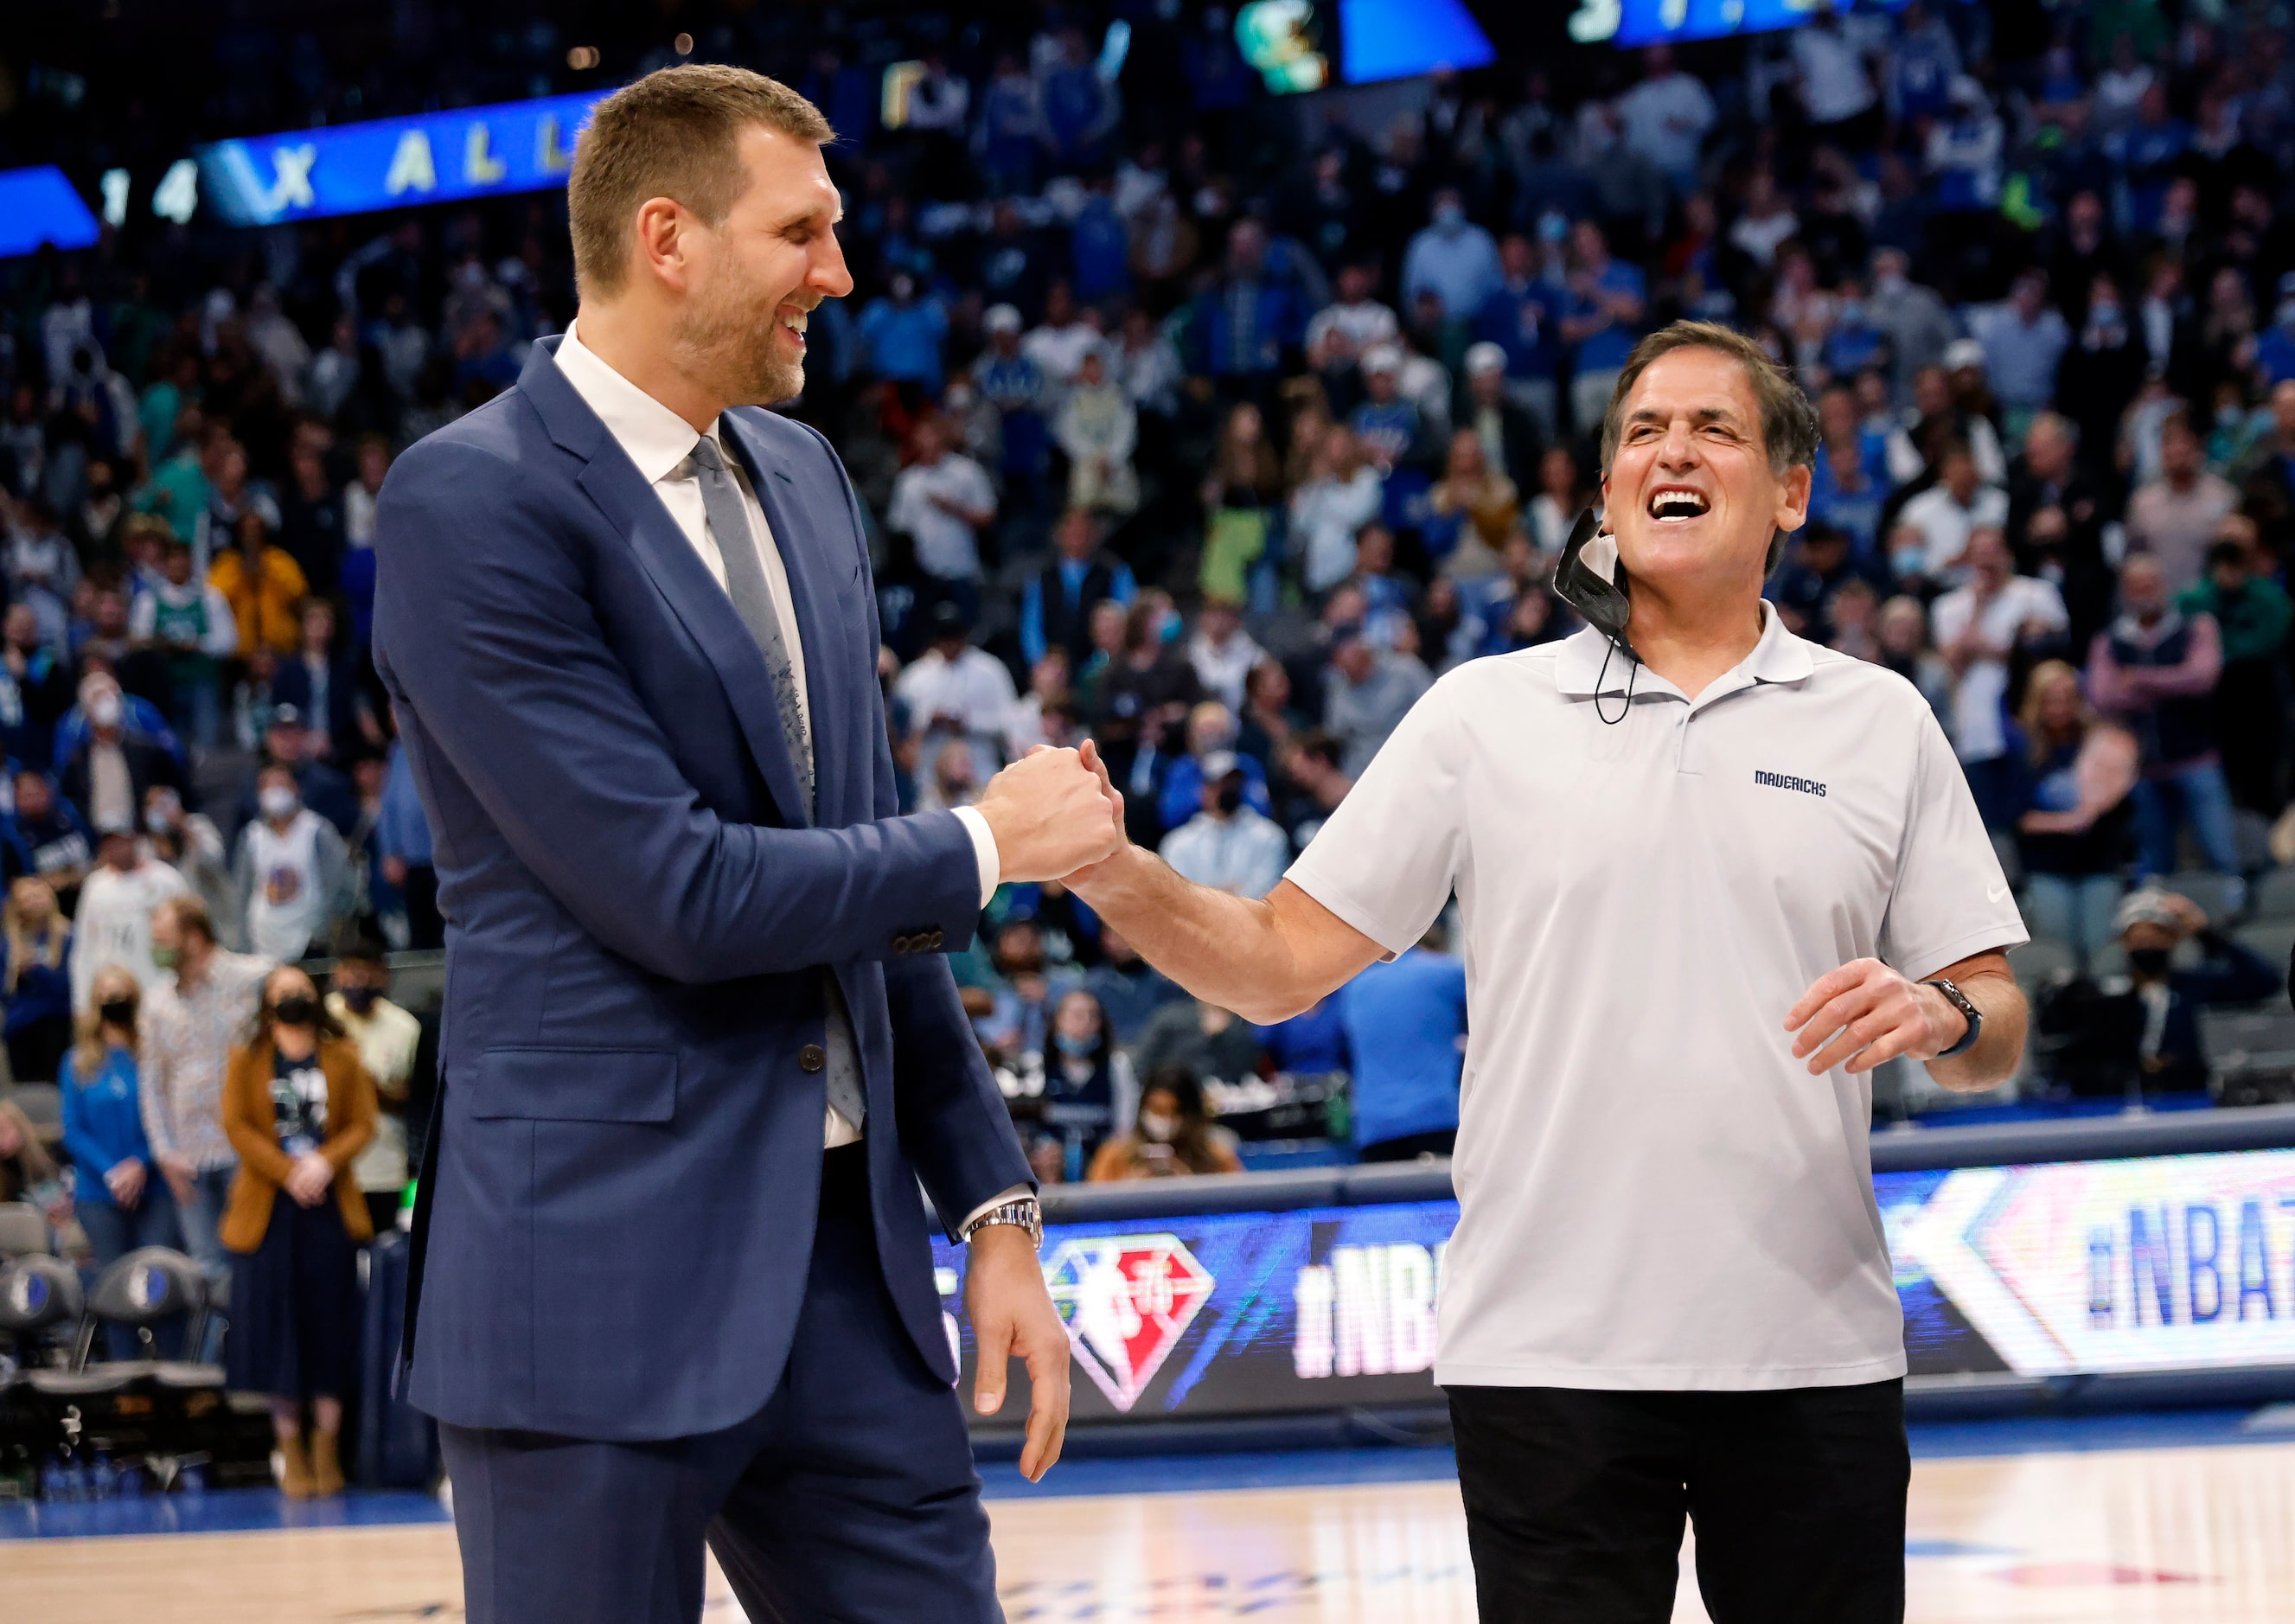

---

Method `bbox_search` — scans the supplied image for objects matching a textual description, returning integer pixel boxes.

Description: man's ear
[630,197,693,296]
[1774,461,1813,535]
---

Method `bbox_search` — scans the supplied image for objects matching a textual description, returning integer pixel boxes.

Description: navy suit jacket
[372,336,1029,1442]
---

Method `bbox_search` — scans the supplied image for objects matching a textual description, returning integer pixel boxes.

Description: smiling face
[1601,346,1810,597]
[668,124,853,406]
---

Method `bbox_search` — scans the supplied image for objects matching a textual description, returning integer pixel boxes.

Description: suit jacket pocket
[467,1046,678,1123]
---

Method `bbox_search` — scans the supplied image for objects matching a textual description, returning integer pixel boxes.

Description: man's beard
[673,268,805,407]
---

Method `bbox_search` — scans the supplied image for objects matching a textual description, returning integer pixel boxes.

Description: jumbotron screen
[935,1149,2295,1424]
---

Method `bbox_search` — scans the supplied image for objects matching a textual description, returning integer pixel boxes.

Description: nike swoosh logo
[1988,882,2012,904]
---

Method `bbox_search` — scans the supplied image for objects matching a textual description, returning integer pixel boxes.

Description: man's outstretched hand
[968,1225,1070,1481]
[975,744,1123,883]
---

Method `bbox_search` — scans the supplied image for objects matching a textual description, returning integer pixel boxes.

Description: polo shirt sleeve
[1878,705,2030,981]
[1282,679,1464,957]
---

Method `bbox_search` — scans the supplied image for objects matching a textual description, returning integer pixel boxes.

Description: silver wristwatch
[959,1197,1043,1251]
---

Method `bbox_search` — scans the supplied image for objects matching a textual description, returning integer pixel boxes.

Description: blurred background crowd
[3,0,2295,1231]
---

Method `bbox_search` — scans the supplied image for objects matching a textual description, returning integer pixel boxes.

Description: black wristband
[1922,977,1982,1060]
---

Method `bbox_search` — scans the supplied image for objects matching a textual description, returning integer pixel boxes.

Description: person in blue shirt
[1020,507,1137,669]
[854,272,949,398]
[1,875,74,1084]
[377,735,439,949]
[51,668,184,774]
[1069,177,1132,305]
[1558,221,1647,436]
[1254,994,1350,1077]
[2255,276,2295,388]
[2,769,96,905]
[1338,923,1468,1161]
[61,964,182,1358]
[1474,234,1563,437]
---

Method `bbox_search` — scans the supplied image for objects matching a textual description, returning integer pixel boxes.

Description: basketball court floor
[8,1410,2295,1621]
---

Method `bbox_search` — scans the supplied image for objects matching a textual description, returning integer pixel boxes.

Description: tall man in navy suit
[372,67,1120,1624]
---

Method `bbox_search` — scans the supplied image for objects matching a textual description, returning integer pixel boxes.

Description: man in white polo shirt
[1064,321,2028,1621]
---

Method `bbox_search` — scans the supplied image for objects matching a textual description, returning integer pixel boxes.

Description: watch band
[1921,977,1982,1059]
[959,1197,1043,1251]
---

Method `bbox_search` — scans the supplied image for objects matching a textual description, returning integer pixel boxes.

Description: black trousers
[1448,1379,1908,1624]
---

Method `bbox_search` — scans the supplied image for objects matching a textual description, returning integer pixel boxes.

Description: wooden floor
[10,1437,2295,1621]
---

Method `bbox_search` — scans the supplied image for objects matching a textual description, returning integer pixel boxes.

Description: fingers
[971,1314,1009,1416]
[1789,978,1882,1059]
[1017,1325,1071,1481]
[1077,738,1127,824]
[1783,962,1870,1029]
[1804,1007,1899,1075]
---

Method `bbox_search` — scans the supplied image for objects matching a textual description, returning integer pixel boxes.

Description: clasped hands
[973,740,1128,885]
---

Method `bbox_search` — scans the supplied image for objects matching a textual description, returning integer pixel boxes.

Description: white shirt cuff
[949,805,1000,908]
[960,1185,1037,1237]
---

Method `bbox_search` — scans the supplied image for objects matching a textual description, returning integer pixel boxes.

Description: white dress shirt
[554,325,1005,1158]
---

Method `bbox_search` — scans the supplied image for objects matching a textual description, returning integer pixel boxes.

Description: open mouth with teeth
[777,307,809,348]
[1646,486,1710,523]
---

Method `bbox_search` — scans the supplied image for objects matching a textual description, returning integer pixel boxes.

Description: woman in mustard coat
[219,962,377,1499]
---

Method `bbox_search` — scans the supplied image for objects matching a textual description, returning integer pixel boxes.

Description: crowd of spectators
[5,0,2295,1166]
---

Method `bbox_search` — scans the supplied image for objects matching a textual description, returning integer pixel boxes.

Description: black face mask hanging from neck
[1551,504,1640,724]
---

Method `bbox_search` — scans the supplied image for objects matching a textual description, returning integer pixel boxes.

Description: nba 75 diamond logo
[1043,1233,1215,1412]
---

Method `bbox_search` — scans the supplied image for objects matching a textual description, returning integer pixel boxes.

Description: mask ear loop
[1594,638,1640,726]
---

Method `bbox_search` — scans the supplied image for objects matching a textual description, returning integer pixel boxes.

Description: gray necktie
[687,432,865,1133]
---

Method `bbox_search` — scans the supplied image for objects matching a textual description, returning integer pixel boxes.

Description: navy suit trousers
[438,1145,1000,1624]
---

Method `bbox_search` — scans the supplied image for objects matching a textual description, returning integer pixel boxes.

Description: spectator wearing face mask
[1034,988,1134,1183]
[1402,191,1504,346]
[1157,702,1272,832]
[328,932,421,1235]
[219,963,379,1499]
[1085,1065,1243,1180]
[51,660,182,773]
[61,672,185,840]
[1160,752,1291,901]
[61,965,181,1358]
[71,828,189,1012]
[2036,889,2280,1099]
[236,705,361,838]
[234,765,356,965]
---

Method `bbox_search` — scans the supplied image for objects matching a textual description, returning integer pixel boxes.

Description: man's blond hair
[567,65,834,299]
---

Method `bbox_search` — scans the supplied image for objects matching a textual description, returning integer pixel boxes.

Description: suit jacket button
[927,930,944,949]
[892,934,912,954]
[798,1045,827,1072]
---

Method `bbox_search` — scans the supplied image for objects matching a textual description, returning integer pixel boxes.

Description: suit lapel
[520,339,812,828]
[722,411,848,828]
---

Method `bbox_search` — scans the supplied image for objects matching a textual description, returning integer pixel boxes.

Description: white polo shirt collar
[1553,599,1816,703]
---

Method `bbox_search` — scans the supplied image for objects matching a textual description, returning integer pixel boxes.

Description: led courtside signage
[936,1148,2295,1425]
[0,166,103,259]
[196,91,606,227]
